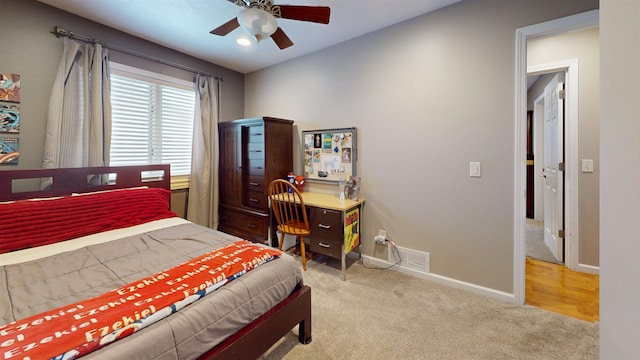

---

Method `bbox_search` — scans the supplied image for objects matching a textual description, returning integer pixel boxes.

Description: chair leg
[278,231,284,250]
[299,235,307,271]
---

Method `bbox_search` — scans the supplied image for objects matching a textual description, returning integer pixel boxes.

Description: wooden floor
[525,257,599,322]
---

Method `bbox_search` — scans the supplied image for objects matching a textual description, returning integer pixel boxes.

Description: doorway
[513,10,599,306]
[525,70,568,265]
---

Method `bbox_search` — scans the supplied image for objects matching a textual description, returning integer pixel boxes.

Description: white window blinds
[110,63,195,177]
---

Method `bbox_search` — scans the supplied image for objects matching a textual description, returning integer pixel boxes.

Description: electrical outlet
[374,229,387,245]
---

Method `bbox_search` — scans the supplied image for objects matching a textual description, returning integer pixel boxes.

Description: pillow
[71,186,149,196]
[0,196,64,205]
[0,187,176,254]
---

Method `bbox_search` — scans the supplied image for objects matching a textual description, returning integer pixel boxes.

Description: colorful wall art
[0,137,19,165]
[0,72,21,164]
[0,73,21,103]
[0,102,20,133]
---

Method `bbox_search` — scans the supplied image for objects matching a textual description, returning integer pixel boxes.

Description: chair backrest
[268,179,309,231]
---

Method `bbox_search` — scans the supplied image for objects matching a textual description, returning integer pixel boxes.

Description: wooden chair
[268,179,310,271]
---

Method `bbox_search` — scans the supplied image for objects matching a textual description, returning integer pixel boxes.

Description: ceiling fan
[210,0,331,50]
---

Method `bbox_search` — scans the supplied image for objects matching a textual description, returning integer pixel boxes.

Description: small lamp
[237,7,278,42]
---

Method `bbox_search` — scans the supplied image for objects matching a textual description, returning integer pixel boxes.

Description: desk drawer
[310,237,341,259]
[310,208,342,241]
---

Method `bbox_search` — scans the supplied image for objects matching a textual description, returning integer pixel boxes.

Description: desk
[270,192,365,281]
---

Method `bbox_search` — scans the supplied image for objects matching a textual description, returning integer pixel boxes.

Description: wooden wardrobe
[218,117,293,243]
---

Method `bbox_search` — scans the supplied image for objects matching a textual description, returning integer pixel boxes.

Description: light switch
[581,159,594,173]
[470,162,481,177]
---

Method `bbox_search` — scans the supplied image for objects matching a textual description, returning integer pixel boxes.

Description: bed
[0,164,311,360]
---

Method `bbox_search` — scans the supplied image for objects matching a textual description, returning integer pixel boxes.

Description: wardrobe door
[219,124,242,206]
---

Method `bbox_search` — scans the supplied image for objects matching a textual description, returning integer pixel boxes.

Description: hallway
[525,219,562,264]
[525,257,599,322]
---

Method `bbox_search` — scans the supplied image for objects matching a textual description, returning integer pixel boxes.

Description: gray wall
[0,0,245,172]
[1,0,636,355]
[245,0,598,293]
[527,27,600,266]
[600,0,640,358]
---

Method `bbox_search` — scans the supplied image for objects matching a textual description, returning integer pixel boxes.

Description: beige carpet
[262,255,598,360]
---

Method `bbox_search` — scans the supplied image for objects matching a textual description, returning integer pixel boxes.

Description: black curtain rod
[51,25,223,81]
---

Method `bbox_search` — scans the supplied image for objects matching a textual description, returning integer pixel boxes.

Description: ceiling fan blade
[210,17,240,36]
[278,5,331,24]
[271,27,293,49]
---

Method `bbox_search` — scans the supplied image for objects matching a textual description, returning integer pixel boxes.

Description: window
[109,63,195,186]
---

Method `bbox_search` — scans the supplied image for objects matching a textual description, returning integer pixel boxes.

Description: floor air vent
[389,246,430,273]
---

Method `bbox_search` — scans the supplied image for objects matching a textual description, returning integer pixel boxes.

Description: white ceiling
[37,0,462,74]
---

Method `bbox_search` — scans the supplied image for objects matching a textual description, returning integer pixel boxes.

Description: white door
[543,74,564,262]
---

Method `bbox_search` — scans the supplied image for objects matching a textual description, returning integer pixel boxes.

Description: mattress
[0,219,304,359]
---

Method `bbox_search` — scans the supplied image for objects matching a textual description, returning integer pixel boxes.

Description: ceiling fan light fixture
[237,37,253,46]
[237,7,278,42]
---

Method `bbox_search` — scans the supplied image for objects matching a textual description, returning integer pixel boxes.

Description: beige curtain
[187,75,220,228]
[42,38,111,173]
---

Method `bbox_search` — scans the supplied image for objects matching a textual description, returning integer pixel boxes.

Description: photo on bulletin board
[302,127,357,183]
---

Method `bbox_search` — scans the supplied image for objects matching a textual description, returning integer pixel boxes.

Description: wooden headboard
[0,164,171,201]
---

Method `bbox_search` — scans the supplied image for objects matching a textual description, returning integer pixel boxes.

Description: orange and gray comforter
[0,222,303,360]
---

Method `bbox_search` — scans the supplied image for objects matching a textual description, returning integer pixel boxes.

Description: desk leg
[341,249,346,281]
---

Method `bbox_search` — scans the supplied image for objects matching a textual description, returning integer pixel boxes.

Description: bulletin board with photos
[302,127,357,183]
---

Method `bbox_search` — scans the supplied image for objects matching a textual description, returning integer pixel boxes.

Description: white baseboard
[361,255,516,304]
[577,263,600,275]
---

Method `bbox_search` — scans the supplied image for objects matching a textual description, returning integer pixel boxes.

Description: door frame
[513,9,598,306]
